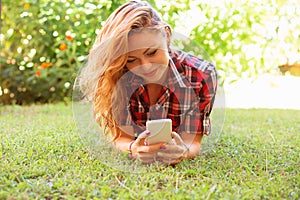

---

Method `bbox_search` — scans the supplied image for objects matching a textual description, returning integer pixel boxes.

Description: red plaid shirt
[117,50,217,137]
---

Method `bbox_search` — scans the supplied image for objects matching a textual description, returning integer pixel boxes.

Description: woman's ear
[164,26,172,47]
[164,26,173,56]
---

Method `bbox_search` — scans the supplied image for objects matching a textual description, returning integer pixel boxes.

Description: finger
[138,152,157,160]
[159,144,184,154]
[171,132,185,145]
[158,152,183,165]
[135,130,150,145]
[162,147,185,154]
[171,132,190,152]
[137,152,158,163]
[161,140,187,151]
[136,142,164,153]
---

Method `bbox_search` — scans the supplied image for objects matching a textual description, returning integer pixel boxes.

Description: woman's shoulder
[172,50,215,73]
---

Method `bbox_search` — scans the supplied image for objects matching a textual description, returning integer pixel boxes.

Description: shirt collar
[167,57,191,91]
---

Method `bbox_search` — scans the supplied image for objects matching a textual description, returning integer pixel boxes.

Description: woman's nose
[140,59,152,71]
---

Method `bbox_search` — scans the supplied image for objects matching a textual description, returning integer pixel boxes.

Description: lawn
[0,103,299,199]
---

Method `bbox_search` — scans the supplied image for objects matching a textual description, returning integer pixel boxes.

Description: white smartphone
[145,119,172,145]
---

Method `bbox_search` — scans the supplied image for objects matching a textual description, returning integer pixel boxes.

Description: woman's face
[126,29,170,83]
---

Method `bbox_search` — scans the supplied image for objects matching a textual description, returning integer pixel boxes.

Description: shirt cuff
[202,115,211,135]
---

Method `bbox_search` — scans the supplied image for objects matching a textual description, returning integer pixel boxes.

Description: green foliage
[0,0,126,104]
[1,0,299,104]
[156,0,300,82]
[0,104,299,198]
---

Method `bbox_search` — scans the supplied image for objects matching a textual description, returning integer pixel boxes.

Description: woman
[80,1,217,165]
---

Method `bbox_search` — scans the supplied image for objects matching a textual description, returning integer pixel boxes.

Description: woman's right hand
[130,130,164,164]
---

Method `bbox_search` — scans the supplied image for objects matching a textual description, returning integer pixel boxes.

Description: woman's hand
[156,132,189,165]
[130,131,199,165]
[130,130,164,164]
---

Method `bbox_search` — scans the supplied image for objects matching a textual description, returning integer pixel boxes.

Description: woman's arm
[113,126,135,152]
[180,132,203,159]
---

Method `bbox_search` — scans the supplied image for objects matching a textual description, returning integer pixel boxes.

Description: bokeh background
[1,0,300,106]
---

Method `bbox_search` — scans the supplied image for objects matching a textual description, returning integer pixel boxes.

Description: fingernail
[160,145,166,150]
[157,152,163,157]
[146,130,150,135]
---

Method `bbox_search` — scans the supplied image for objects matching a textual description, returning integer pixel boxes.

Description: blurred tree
[0,0,126,104]
[1,0,299,104]
[155,0,300,82]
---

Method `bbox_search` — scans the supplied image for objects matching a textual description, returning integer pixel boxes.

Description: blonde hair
[79,1,171,140]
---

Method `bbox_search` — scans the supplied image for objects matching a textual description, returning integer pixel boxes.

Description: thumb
[171,131,185,145]
[135,130,150,145]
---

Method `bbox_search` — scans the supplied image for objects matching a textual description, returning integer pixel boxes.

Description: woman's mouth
[143,69,157,77]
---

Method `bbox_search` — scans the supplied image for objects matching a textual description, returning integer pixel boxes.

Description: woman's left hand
[156,132,189,165]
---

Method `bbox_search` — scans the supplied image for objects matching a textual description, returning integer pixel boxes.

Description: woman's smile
[143,69,157,77]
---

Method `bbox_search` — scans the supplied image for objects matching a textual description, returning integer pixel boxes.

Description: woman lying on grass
[80,1,217,165]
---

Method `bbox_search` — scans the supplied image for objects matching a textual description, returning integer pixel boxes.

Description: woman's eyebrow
[128,46,158,58]
[128,55,136,58]
[143,45,160,54]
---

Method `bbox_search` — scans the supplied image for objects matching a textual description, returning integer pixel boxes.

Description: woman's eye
[147,49,157,56]
[127,59,136,63]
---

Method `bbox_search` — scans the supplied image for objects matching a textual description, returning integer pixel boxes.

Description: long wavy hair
[79,1,171,140]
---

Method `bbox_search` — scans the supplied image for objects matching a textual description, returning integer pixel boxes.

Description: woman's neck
[144,66,169,105]
[146,84,163,105]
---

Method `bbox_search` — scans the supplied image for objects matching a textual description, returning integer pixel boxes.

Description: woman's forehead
[128,29,166,52]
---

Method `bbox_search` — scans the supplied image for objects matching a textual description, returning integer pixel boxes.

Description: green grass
[0,103,299,199]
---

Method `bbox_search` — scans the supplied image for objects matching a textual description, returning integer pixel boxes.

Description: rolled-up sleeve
[198,63,218,135]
